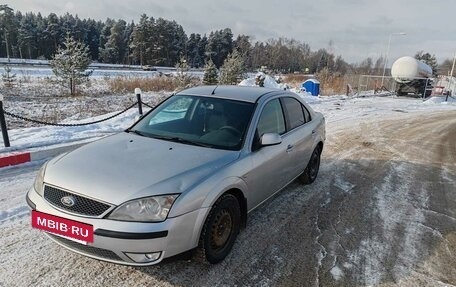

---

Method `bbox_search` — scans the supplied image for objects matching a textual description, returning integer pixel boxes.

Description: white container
[391,56,432,83]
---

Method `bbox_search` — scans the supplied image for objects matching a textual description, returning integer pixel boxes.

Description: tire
[198,193,241,264]
[299,146,321,185]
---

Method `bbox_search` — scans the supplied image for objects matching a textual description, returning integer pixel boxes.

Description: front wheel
[299,146,321,184]
[198,194,241,264]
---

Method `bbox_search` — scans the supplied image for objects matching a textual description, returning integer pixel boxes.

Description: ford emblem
[61,195,76,207]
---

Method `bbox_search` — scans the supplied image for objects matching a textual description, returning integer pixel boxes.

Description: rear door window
[281,97,305,130]
[302,105,311,122]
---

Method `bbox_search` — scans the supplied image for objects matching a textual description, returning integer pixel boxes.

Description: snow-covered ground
[5,65,204,79]
[1,86,455,287]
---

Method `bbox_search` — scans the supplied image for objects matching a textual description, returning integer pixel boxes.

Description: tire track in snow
[0,205,29,223]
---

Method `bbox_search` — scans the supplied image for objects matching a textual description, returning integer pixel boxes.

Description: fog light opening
[124,251,162,263]
[145,253,160,260]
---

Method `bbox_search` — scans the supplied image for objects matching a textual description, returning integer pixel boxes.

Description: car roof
[176,85,285,103]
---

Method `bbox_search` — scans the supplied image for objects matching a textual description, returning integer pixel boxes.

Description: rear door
[280,97,315,177]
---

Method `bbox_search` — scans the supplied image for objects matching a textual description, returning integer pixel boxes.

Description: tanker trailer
[391,56,433,97]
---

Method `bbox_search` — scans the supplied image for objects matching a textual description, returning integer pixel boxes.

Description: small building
[301,79,320,96]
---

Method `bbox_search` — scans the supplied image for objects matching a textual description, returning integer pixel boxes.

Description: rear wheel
[300,146,321,184]
[198,194,241,264]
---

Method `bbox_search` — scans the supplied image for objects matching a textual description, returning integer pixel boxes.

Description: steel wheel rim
[210,209,233,250]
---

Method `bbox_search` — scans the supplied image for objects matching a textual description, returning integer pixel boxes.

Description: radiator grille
[44,185,111,217]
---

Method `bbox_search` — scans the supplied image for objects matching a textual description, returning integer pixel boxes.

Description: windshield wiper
[150,134,212,148]
[126,129,147,137]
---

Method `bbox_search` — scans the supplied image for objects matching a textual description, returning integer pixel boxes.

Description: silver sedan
[26,85,325,266]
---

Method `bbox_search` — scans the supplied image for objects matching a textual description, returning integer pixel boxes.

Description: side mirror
[260,133,282,147]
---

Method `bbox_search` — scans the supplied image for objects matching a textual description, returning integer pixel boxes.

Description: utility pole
[445,52,456,101]
[381,32,406,86]
[450,52,456,78]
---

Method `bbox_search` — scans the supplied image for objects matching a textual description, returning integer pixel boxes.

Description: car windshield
[130,95,255,150]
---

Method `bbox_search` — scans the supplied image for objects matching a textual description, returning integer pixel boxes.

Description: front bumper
[26,188,209,266]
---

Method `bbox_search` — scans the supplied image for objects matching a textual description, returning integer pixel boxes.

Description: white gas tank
[391,56,432,83]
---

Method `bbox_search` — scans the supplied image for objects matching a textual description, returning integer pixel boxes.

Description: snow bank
[239,72,288,90]
[288,87,321,104]
[423,96,456,105]
[238,72,321,104]
[299,94,321,104]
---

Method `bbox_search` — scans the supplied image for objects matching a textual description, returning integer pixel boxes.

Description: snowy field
[5,65,204,79]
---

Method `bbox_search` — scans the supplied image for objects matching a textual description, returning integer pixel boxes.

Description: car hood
[44,132,240,205]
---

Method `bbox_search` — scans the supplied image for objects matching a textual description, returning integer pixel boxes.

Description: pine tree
[206,28,233,68]
[218,50,245,85]
[130,14,152,65]
[187,33,201,67]
[2,64,16,88]
[203,58,218,85]
[234,34,252,69]
[99,20,127,63]
[175,56,193,89]
[0,5,18,60]
[415,51,438,76]
[50,34,92,95]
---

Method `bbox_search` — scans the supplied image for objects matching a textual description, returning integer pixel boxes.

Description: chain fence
[3,101,139,127]
[0,95,158,147]
[141,101,154,109]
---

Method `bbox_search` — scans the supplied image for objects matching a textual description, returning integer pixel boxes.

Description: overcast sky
[9,0,456,65]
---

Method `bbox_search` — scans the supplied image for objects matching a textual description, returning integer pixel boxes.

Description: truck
[391,56,433,97]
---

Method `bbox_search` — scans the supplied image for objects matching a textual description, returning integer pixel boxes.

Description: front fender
[168,176,248,218]
[169,176,248,249]
[200,176,248,208]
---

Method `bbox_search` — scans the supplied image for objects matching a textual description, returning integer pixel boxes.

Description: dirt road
[1,110,455,287]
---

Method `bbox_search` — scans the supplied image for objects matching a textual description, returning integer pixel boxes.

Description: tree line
[0,4,354,74]
[0,5,449,76]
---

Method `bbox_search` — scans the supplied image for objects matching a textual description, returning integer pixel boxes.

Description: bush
[107,75,201,93]
[107,76,177,93]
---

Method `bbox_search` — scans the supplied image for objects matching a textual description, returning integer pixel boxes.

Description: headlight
[108,194,179,222]
[34,162,47,196]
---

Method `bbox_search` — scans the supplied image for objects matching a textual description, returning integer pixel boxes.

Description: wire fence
[0,94,156,147]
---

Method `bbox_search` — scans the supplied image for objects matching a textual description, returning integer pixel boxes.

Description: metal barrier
[357,75,433,99]
[357,75,397,95]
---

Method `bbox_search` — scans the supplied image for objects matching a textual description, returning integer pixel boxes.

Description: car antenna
[211,85,218,95]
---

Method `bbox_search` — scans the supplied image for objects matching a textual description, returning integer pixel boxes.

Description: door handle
[286,144,294,152]
[312,130,316,135]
